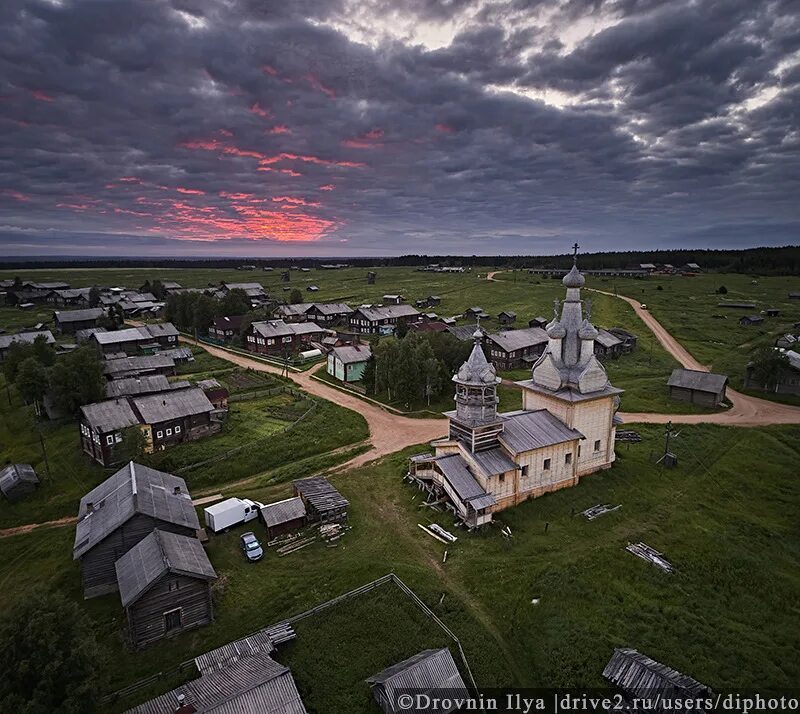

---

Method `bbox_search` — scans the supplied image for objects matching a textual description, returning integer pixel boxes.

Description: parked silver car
[240,531,263,562]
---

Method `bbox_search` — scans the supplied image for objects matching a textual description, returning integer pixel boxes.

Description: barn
[0,463,40,502]
[116,529,217,649]
[259,496,307,539]
[667,368,728,407]
[293,476,348,523]
[73,462,200,598]
[366,648,468,714]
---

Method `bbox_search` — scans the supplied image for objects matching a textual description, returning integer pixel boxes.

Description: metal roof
[445,323,479,341]
[260,497,306,528]
[436,455,496,509]
[667,368,728,394]
[195,631,275,676]
[603,648,712,700]
[470,447,517,477]
[115,529,216,608]
[54,307,105,323]
[486,327,548,352]
[80,398,140,432]
[251,319,324,339]
[499,409,583,453]
[311,302,353,315]
[0,464,39,496]
[353,304,420,321]
[73,462,199,559]
[105,375,172,398]
[142,322,179,339]
[0,330,56,350]
[367,648,467,714]
[132,386,214,424]
[331,344,371,364]
[93,327,147,345]
[595,328,623,349]
[125,653,307,714]
[276,303,313,316]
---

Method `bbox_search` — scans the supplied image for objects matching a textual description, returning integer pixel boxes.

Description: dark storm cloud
[0,0,798,257]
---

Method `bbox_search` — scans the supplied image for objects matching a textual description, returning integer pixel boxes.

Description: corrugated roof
[125,653,307,714]
[367,648,467,714]
[143,322,179,339]
[0,330,56,350]
[132,386,213,424]
[106,375,172,398]
[596,328,623,349]
[499,409,583,453]
[436,455,496,509]
[470,447,517,476]
[0,464,39,496]
[116,529,216,607]
[276,303,313,316]
[73,462,199,559]
[486,327,548,352]
[260,497,306,528]
[667,368,727,393]
[251,319,324,339]
[93,327,147,345]
[354,304,420,322]
[104,354,175,376]
[80,398,140,432]
[54,307,105,323]
[332,344,371,364]
[195,631,275,676]
[311,302,352,315]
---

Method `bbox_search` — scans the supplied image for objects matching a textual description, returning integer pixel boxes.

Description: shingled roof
[54,307,105,323]
[603,648,712,702]
[115,529,216,607]
[73,462,199,559]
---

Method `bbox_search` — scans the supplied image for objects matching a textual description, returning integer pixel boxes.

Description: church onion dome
[562,264,585,288]
[578,319,598,340]
[454,342,499,385]
[547,320,566,339]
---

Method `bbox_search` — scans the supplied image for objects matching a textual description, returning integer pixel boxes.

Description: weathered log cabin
[366,648,468,714]
[259,496,307,539]
[484,327,548,369]
[53,307,105,334]
[667,368,728,407]
[73,462,200,598]
[0,463,40,502]
[348,304,421,334]
[245,319,326,356]
[293,476,348,523]
[116,529,217,649]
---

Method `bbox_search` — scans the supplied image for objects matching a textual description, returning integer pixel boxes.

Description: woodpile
[625,542,675,573]
[616,430,642,442]
[580,503,621,520]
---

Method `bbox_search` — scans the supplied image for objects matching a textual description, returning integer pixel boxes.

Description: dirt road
[589,288,800,426]
[185,339,446,468]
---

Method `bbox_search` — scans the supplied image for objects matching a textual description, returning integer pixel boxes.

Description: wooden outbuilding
[366,648,468,714]
[259,496,307,539]
[0,463,40,502]
[497,310,517,326]
[667,368,728,407]
[73,462,200,598]
[293,476,348,523]
[53,307,105,334]
[739,314,764,326]
[367,271,376,284]
[116,529,217,649]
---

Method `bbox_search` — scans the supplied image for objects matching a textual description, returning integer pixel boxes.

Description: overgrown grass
[0,422,797,712]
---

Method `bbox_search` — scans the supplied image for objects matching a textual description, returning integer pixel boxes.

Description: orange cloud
[435,123,455,133]
[250,103,271,118]
[304,74,336,98]
[176,187,206,195]
[267,125,291,134]
[319,184,335,191]
[30,90,54,102]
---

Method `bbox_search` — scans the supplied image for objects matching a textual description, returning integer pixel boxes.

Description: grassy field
[596,272,800,398]
[0,421,797,711]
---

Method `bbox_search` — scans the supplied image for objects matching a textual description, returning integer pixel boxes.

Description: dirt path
[184,338,446,469]
[589,288,800,426]
[0,516,77,539]
[486,271,504,281]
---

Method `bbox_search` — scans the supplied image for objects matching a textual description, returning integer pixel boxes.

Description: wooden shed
[0,463,40,502]
[366,648,468,714]
[259,496,307,539]
[667,368,728,407]
[293,476,348,523]
[115,529,217,649]
[603,648,712,707]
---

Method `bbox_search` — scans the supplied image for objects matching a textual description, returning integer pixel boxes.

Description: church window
[565,453,572,465]
[499,474,505,482]
[521,465,528,477]
[543,458,551,471]
[594,440,601,452]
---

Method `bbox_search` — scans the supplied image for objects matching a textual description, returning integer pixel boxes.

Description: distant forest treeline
[3,246,800,275]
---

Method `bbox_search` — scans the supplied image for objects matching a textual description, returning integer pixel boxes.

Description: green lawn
[598,272,800,398]
[0,422,797,712]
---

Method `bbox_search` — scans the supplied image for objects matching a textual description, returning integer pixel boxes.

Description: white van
[204,497,264,533]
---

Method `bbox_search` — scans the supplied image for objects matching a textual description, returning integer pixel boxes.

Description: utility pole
[37,422,51,479]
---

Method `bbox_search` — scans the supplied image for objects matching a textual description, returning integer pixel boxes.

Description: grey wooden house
[259,496,307,539]
[667,368,728,407]
[116,529,217,649]
[293,476,348,523]
[366,648,468,714]
[0,463,40,502]
[73,462,200,598]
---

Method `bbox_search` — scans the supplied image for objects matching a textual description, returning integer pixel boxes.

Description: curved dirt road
[185,339,445,468]
[589,288,800,426]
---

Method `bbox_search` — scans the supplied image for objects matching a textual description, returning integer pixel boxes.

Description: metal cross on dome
[572,242,580,263]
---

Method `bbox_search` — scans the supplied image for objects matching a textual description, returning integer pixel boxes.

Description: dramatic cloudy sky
[1,0,798,257]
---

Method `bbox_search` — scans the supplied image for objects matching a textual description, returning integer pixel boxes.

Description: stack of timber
[264,622,296,646]
[293,476,348,523]
[626,542,676,573]
[580,504,621,520]
[276,535,316,556]
[616,430,642,442]
[429,523,458,543]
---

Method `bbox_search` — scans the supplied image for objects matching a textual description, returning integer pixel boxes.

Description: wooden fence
[101,572,478,706]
